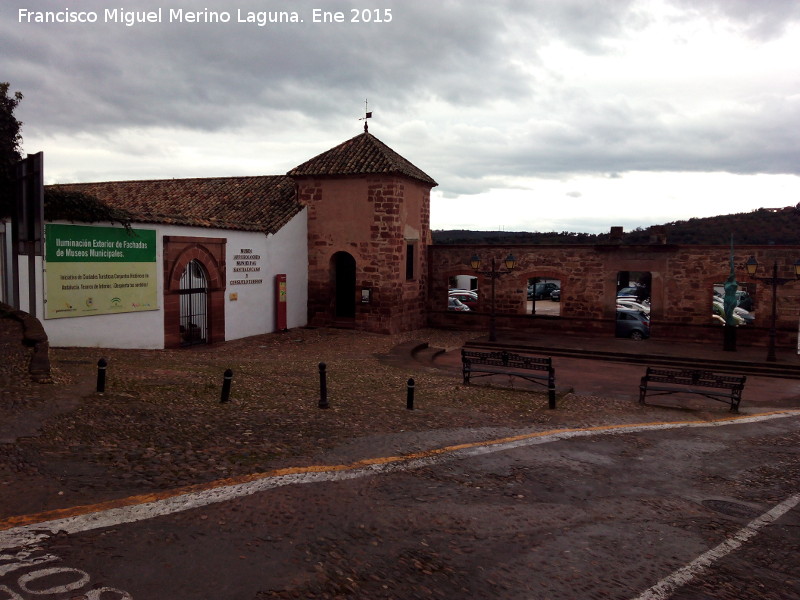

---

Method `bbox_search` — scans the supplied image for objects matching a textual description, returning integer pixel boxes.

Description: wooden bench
[461,349,556,409]
[639,367,746,412]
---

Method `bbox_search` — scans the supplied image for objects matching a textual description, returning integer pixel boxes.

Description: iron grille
[179,260,208,347]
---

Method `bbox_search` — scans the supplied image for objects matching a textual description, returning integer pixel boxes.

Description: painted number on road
[0,550,131,599]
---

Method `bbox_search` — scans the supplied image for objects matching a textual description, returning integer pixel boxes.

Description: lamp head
[745,256,758,276]
[504,253,517,271]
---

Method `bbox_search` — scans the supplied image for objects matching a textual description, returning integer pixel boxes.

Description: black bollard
[318,362,329,409]
[220,368,233,403]
[96,358,107,394]
[407,377,415,410]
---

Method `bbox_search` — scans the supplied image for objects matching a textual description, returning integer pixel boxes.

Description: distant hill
[432,205,800,245]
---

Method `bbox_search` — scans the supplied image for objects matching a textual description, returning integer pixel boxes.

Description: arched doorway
[332,251,356,319]
[179,259,208,346]
[163,236,226,349]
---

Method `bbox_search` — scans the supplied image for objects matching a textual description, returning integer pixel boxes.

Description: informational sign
[229,248,263,285]
[44,224,158,319]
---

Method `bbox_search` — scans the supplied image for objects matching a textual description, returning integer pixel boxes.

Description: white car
[712,298,751,325]
[616,300,650,314]
[448,297,471,312]
[449,288,478,297]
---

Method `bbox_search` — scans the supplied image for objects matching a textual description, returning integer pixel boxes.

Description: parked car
[735,290,754,312]
[713,288,754,312]
[617,286,649,303]
[447,297,470,312]
[712,299,748,325]
[449,291,478,310]
[528,282,559,300]
[550,288,560,301]
[616,309,650,340]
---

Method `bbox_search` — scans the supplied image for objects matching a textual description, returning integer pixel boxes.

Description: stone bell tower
[288,132,437,334]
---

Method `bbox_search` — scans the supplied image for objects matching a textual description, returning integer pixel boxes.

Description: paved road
[1,412,798,600]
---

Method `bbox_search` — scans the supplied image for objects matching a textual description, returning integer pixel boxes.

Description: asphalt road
[1,411,798,600]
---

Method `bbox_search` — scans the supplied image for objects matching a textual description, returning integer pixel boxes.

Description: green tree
[0,82,23,218]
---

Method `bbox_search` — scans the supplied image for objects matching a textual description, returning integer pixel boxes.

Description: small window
[405,242,416,280]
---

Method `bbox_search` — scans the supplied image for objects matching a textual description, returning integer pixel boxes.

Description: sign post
[13,152,44,313]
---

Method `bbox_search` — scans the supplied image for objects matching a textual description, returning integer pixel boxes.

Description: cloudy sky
[3,0,799,233]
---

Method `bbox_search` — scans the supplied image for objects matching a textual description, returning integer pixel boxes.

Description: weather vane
[359,98,372,132]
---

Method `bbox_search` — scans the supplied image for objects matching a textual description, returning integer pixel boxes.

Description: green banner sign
[45,224,158,319]
[46,223,155,262]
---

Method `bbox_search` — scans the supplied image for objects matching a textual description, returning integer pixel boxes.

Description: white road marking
[631,492,800,600]
[0,410,797,553]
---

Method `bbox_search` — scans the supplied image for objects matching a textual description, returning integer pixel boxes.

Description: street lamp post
[744,256,800,362]
[470,253,517,342]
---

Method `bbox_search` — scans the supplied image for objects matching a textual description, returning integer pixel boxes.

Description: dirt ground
[1,324,684,516]
[2,320,798,522]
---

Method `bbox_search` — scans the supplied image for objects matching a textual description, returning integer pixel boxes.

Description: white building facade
[16,212,308,349]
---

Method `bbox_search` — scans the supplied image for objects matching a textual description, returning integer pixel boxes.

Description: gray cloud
[3,0,799,213]
[8,0,541,134]
[669,0,800,40]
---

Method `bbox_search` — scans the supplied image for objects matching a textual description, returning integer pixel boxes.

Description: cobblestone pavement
[0,324,618,515]
[2,320,798,517]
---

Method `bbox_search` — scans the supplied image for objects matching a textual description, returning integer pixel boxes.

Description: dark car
[735,290,754,312]
[528,282,559,300]
[615,309,650,340]
[550,288,560,301]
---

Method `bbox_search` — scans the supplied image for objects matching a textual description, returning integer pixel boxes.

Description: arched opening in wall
[615,271,651,340]
[526,277,561,316]
[711,281,755,327]
[332,251,356,319]
[179,259,209,347]
[447,274,479,313]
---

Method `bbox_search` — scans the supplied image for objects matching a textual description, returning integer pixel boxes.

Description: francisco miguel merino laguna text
[19,8,302,26]
[18,7,394,26]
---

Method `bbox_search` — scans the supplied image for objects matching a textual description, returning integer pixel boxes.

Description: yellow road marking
[1,409,798,536]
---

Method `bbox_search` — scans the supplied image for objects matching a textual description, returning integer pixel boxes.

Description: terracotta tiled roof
[287,133,438,186]
[49,175,302,233]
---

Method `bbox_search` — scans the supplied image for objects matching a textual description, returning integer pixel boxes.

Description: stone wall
[428,243,800,348]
